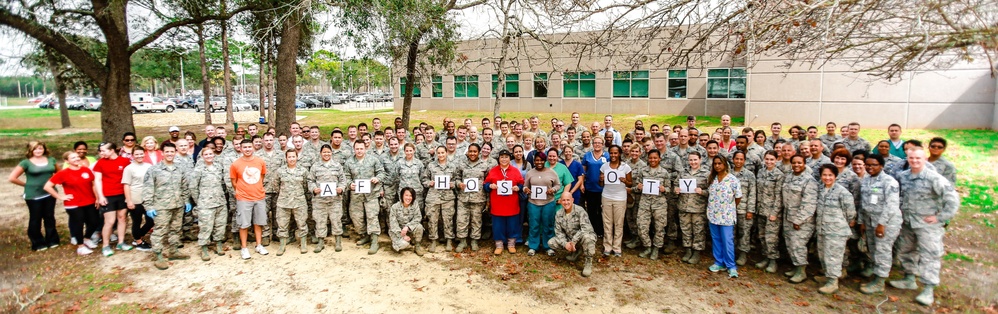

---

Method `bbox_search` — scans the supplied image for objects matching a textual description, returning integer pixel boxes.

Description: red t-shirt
[92,156,131,197]
[230,156,267,201]
[49,167,97,208]
[484,165,524,216]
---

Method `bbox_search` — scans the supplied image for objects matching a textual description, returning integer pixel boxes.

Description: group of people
[9,114,959,305]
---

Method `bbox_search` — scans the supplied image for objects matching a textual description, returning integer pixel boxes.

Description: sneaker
[255,245,269,255]
[110,234,118,243]
[241,248,251,260]
[603,251,612,257]
[36,246,47,252]
[101,246,114,257]
[527,249,536,256]
[614,252,622,257]
[76,246,93,255]
[48,243,59,249]
[135,242,152,252]
[709,264,728,273]
[116,243,134,251]
[71,238,78,245]
[83,239,98,249]
[728,269,739,278]
[546,249,556,257]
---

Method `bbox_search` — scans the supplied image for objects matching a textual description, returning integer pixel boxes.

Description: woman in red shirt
[484,149,524,255]
[44,151,100,255]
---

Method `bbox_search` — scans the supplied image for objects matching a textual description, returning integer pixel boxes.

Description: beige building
[393,32,997,129]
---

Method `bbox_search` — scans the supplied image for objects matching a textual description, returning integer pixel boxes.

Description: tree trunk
[275,9,302,133]
[221,0,234,125]
[101,45,136,143]
[401,40,419,130]
[54,73,70,129]
[197,23,212,125]
[267,39,276,125]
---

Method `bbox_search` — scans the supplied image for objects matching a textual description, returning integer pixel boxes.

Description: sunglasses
[929,145,945,149]
[123,139,135,142]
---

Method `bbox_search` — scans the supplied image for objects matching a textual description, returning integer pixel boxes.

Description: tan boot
[200,246,211,261]
[168,247,190,260]
[789,266,807,283]
[414,241,426,256]
[446,239,454,252]
[334,236,343,252]
[455,239,467,253]
[582,257,593,277]
[314,238,324,253]
[818,277,839,294]
[277,237,287,256]
[300,237,308,254]
[153,252,169,270]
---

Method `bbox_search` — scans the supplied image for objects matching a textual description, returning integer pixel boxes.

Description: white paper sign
[434,175,451,189]
[497,180,513,196]
[463,178,479,192]
[354,179,371,194]
[319,182,338,197]
[531,186,548,200]
[604,170,622,185]
[642,179,660,196]
[679,179,696,194]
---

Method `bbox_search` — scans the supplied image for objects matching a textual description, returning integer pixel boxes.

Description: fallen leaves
[888,295,899,302]
[316,303,325,309]
[793,300,810,307]
[588,287,597,292]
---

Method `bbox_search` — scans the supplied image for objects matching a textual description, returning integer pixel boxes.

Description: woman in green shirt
[8,141,61,251]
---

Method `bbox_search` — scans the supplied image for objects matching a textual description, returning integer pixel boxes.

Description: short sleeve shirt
[599,163,632,201]
[18,157,57,200]
[230,157,267,201]
[91,156,131,197]
[707,174,742,226]
[121,163,151,204]
[49,167,96,208]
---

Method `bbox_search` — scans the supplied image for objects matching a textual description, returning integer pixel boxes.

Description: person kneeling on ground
[388,187,426,256]
[547,193,595,277]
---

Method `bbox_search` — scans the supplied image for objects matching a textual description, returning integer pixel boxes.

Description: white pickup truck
[130,93,176,113]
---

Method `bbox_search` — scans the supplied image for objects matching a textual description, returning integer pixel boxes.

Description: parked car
[233,99,252,112]
[83,98,102,111]
[295,100,306,109]
[299,97,320,108]
[351,94,370,102]
[131,94,176,113]
[195,97,226,112]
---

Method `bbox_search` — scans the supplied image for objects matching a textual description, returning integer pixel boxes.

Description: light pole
[238,44,245,96]
[179,53,186,97]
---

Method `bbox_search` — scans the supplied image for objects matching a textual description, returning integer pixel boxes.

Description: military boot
[582,257,593,277]
[859,265,875,278]
[755,258,769,269]
[414,241,426,256]
[681,248,693,263]
[446,239,454,252]
[567,249,581,262]
[261,236,271,247]
[735,253,747,266]
[277,237,288,256]
[215,242,225,256]
[455,239,468,253]
[356,234,370,246]
[469,239,479,251]
[789,266,807,283]
[300,237,308,254]
[625,238,640,249]
[168,247,190,260]
[818,277,839,294]
[639,247,653,258]
[915,285,935,306]
[314,238,324,253]
[688,250,701,264]
[889,274,918,290]
[429,241,438,253]
[785,267,797,277]
[860,276,886,294]
[232,234,242,250]
[153,252,169,270]
[663,242,677,254]
[765,259,778,273]
[650,248,660,260]
[200,245,211,261]
[334,236,343,252]
[368,237,380,255]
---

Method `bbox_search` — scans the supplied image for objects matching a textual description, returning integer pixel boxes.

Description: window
[491,73,520,97]
[668,70,687,98]
[431,76,443,98]
[707,68,746,99]
[533,73,548,98]
[612,70,649,98]
[454,75,479,98]
[400,77,421,98]
[563,72,596,98]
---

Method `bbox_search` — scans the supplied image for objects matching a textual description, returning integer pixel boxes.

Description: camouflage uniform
[215,151,240,234]
[309,159,347,237]
[743,149,764,174]
[746,143,766,163]
[815,183,856,279]
[675,166,710,250]
[255,148,285,239]
[842,137,871,156]
[783,169,819,267]
[777,161,793,176]
[388,202,424,251]
[189,162,228,246]
[929,157,956,185]
[732,167,756,253]
[379,152,402,228]
[344,155,386,236]
[661,149,684,242]
[633,164,672,248]
[806,155,831,181]
[416,141,441,164]
[625,158,647,239]
[548,204,597,257]
[896,168,960,286]
[860,173,903,278]
[764,136,784,151]
[175,154,197,238]
[423,160,458,240]
[397,157,426,206]
[819,134,842,155]
[143,161,190,254]
[275,165,312,239]
[573,144,593,162]
[882,154,904,178]
[670,145,706,171]
[455,157,490,240]
[755,167,784,259]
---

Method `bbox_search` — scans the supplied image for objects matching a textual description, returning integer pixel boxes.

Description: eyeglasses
[123,139,135,142]
[929,145,945,149]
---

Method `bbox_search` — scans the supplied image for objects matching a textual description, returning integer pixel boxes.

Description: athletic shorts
[100,195,127,214]
[236,200,268,228]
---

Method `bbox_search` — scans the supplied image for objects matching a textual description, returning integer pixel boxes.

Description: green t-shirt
[18,157,57,200]
[548,162,574,200]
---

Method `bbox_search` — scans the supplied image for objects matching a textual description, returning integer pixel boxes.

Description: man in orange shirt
[230,141,269,259]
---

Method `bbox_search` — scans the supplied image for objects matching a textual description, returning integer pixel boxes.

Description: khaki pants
[601,198,626,253]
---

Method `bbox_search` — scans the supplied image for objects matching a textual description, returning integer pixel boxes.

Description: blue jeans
[710,223,736,270]
[527,201,558,251]
[492,215,521,242]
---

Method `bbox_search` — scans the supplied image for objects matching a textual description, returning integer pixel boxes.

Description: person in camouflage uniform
[378,137,402,233]
[175,139,198,242]
[397,143,425,207]
[189,149,228,261]
[814,165,857,294]
[423,146,458,252]
[624,144,647,249]
[889,148,960,306]
[806,140,831,180]
[388,188,426,255]
[674,152,710,265]
[344,141,386,254]
[254,133,284,246]
[274,149,313,255]
[417,127,442,164]
[736,136,763,174]
[927,137,957,185]
[782,155,819,283]
[548,193,596,277]
[754,151,784,273]
[633,149,672,260]
[858,154,903,294]
[842,123,872,154]
[730,151,756,266]
[309,144,347,253]
[143,143,191,270]
[212,137,242,249]
[455,144,490,252]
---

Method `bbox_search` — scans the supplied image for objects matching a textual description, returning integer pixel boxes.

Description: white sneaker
[255,245,269,255]
[71,238,78,245]
[83,238,98,249]
[77,246,93,255]
[241,248,251,260]
[110,234,118,243]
